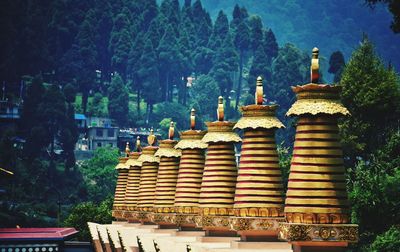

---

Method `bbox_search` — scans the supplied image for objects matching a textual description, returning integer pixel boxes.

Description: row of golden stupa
[111,48,358,250]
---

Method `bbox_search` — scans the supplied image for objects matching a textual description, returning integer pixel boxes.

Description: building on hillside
[88,126,119,150]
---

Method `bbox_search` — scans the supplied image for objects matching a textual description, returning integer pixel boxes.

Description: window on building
[96,129,103,137]
[97,142,102,147]
[107,129,114,138]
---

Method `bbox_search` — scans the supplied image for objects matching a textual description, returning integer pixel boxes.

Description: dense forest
[0,0,400,251]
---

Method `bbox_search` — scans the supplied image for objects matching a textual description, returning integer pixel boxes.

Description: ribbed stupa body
[233,105,285,217]
[124,152,142,210]
[174,130,207,214]
[137,146,160,212]
[199,121,241,216]
[153,140,181,213]
[285,84,350,224]
[113,157,129,210]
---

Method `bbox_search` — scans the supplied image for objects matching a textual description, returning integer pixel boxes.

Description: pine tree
[76,11,97,113]
[157,25,180,101]
[208,10,229,51]
[109,8,134,79]
[339,38,400,162]
[233,21,250,110]
[210,33,238,105]
[189,75,221,122]
[263,29,279,66]
[248,15,264,53]
[328,51,345,83]
[107,73,129,126]
[138,40,160,123]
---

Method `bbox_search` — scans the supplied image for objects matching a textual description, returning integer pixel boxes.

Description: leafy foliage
[339,38,400,162]
[80,147,119,202]
[63,197,113,241]
[369,226,400,252]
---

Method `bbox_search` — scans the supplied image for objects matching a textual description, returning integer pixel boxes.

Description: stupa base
[147,212,178,228]
[125,210,155,224]
[111,210,125,221]
[175,213,197,227]
[194,215,231,230]
[278,222,358,243]
[230,216,285,241]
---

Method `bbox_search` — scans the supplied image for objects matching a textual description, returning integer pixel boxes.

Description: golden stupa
[153,122,182,214]
[137,129,160,214]
[124,136,143,221]
[279,48,358,249]
[112,142,130,220]
[197,96,241,229]
[174,109,207,226]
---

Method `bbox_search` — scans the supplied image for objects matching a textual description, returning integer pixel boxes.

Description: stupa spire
[168,121,175,140]
[217,96,224,121]
[190,108,196,130]
[255,76,263,105]
[311,47,319,83]
[136,136,142,152]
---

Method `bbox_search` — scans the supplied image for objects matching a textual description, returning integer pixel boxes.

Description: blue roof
[74,114,86,120]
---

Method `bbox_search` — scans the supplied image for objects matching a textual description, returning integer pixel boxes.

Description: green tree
[76,11,98,113]
[233,21,250,110]
[157,25,180,102]
[328,51,345,83]
[369,226,400,252]
[63,197,113,241]
[248,15,264,53]
[109,9,134,79]
[263,29,279,67]
[339,39,400,162]
[80,147,119,202]
[39,84,67,173]
[137,41,160,123]
[208,10,229,51]
[60,84,78,172]
[189,75,220,123]
[108,73,129,126]
[210,33,238,103]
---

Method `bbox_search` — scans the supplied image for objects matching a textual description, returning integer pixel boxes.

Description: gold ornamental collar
[125,152,142,167]
[175,130,208,150]
[137,146,160,163]
[202,121,241,143]
[155,139,181,157]
[115,157,129,170]
[287,84,350,116]
[234,104,284,130]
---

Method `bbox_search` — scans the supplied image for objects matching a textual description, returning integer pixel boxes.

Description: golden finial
[136,136,142,152]
[255,76,263,105]
[125,142,130,157]
[311,47,319,83]
[147,128,157,146]
[217,96,224,121]
[190,108,196,130]
[168,121,175,140]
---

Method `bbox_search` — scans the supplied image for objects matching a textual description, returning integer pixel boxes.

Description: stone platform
[89,221,294,252]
